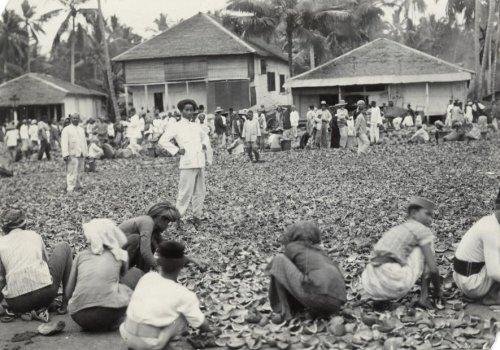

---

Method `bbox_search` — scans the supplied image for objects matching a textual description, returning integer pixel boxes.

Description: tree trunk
[309,45,315,69]
[480,0,496,98]
[287,30,293,77]
[26,23,31,73]
[474,0,482,98]
[97,0,120,121]
[70,15,75,84]
[491,7,500,102]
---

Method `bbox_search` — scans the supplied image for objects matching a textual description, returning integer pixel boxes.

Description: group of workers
[1,185,499,349]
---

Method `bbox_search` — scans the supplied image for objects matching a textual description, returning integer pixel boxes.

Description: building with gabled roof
[0,73,106,124]
[285,38,474,118]
[113,12,291,113]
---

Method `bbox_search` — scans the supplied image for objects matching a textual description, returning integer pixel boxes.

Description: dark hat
[408,197,435,212]
[2,209,26,232]
[177,99,198,111]
[495,188,500,210]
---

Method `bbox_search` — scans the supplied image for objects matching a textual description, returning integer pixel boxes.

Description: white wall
[253,57,292,108]
[129,83,208,113]
[64,96,104,121]
[208,56,248,80]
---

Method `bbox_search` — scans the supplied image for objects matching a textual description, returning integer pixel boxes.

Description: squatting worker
[61,114,88,193]
[453,188,500,305]
[159,99,209,229]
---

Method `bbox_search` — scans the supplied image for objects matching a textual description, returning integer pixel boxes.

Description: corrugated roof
[288,38,474,85]
[0,73,106,107]
[112,12,287,63]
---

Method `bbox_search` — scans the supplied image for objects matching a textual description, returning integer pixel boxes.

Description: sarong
[453,266,493,299]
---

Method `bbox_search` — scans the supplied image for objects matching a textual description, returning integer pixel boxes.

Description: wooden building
[285,38,474,118]
[112,12,291,113]
[0,73,106,124]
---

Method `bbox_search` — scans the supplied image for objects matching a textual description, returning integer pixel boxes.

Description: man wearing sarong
[369,101,382,144]
[354,100,370,155]
[159,99,208,229]
[318,101,332,148]
[453,189,500,304]
[361,197,441,309]
[267,221,346,322]
[335,100,348,148]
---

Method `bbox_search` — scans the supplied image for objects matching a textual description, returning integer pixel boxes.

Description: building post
[338,86,342,101]
[144,85,148,112]
[124,85,129,116]
[425,82,430,123]
[164,83,169,112]
[186,81,189,96]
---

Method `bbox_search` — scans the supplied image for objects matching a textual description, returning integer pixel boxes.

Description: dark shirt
[283,110,292,130]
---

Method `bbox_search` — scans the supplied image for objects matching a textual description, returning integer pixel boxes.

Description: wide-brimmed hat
[335,100,347,107]
[177,99,198,112]
[356,100,366,106]
[408,196,435,212]
[214,106,224,113]
[320,100,327,105]
[2,209,26,232]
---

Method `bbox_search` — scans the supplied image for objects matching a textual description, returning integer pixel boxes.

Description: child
[120,241,214,350]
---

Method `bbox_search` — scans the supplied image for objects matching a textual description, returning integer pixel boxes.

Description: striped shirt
[0,229,52,298]
[372,219,434,265]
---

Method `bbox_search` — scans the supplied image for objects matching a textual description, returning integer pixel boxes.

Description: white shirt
[5,129,19,147]
[290,111,300,127]
[393,117,402,130]
[346,118,355,136]
[402,115,414,127]
[107,123,115,137]
[446,104,453,117]
[28,124,39,142]
[242,117,261,142]
[455,214,500,262]
[319,109,332,123]
[465,106,474,123]
[61,124,88,158]
[126,272,205,328]
[370,106,382,126]
[0,229,52,298]
[19,125,29,140]
[158,118,208,169]
[415,114,422,127]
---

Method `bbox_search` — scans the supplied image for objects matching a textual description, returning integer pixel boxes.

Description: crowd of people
[0,97,499,349]
[1,185,499,349]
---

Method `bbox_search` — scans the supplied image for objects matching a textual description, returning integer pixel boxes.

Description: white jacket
[158,118,209,169]
[61,124,88,158]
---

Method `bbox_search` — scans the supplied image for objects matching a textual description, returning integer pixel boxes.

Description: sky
[2,0,447,55]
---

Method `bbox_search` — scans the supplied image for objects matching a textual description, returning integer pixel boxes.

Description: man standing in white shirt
[28,119,39,151]
[61,114,88,193]
[369,101,382,144]
[290,105,300,139]
[4,123,19,161]
[19,119,30,160]
[159,99,208,228]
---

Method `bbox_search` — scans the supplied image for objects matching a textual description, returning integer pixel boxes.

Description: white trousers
[176,168,206,219]
[369,125,379,143]
[66,156,83,192]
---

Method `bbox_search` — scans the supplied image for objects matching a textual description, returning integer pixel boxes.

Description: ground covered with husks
[1,140,499,350]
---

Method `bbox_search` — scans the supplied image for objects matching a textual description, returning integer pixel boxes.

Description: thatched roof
[286,38,474,88]
[112,12,287,63]
[0,73,106,107]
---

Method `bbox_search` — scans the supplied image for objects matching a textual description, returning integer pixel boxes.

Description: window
[267,72,276,92]
[279,74,286,93]
[261,59,267,74]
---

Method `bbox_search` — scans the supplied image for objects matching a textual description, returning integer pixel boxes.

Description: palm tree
[43,0,97,84]
[96,0,119,120]
[479,0,496,98]
[20,0,54,73]
[0,10,26,81]
[148,13,169,33]
[227,0,355,76]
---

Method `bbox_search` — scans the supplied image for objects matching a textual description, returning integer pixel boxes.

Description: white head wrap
[82,219,128,262]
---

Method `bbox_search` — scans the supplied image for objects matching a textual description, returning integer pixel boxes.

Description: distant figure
[355,100,369,155]
[329,108,340,148]
[319,101,332,148]
[214,107,226,147]
[4,123,19,161]
[335,100,348,148]
[19,119,30,159]
[61,114,88,193]
[392,115,402,131]
[242,109,261,162]
[445,99,453,127]
[37,117,51,161]
[369,101,382,144]
[258,106,267,151]
[28,119,39,151]
[409,125,429,143]
[290,105,299,139]
[282,107,292,140]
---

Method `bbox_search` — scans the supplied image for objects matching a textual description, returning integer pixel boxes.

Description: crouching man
[361,197,441,309]
[453,189,500,304]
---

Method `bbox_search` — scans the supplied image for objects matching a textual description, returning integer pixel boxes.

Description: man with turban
[361,197,441,309]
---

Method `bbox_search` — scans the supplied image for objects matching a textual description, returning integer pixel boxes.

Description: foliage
[0,10,27,81]
[0,141,499,349]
